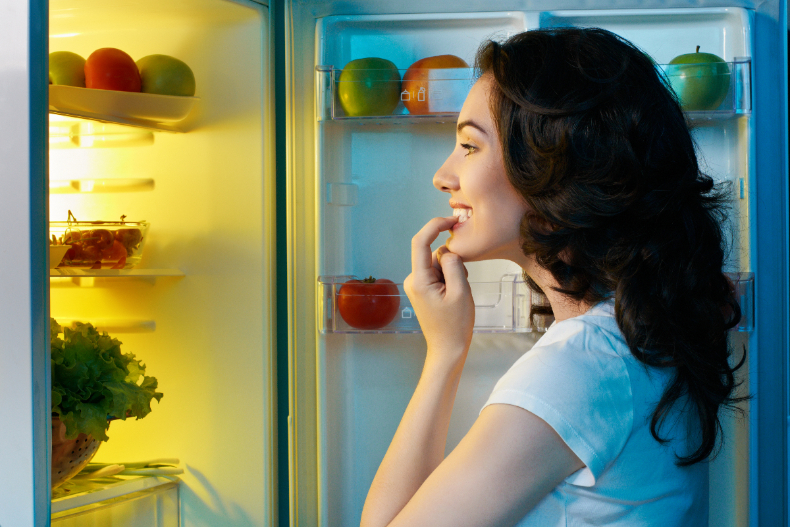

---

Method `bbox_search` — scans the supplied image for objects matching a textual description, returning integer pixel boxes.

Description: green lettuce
[51,319,163,441]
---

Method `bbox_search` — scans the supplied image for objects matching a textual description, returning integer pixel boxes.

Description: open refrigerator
[0,0,787,526]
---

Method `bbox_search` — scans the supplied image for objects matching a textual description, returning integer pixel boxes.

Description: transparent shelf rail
[319,274,550,334]
[52,475,178,525]
[316,59,751,123]
[319,272,755,335]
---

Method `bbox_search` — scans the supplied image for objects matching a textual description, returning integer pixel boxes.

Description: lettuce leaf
[51,319,163,441]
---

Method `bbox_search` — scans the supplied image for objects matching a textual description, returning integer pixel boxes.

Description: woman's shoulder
[530,300,627,361]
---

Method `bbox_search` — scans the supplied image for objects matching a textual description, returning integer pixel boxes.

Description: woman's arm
[360,217,583,527]
[359,350,467,527]
[361,216,475,527]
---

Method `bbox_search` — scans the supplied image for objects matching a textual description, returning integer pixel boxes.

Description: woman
[360,28,745,527]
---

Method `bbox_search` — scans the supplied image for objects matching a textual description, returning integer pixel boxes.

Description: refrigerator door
[285,1,788,526]
[1,0,277,524]
[0,0,51,524]
[47,0,277,522]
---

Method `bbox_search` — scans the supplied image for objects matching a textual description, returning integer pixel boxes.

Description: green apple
[337,57,401,117]
[49,51,86,87]
[136,54,196,97]
[666,46,730,111]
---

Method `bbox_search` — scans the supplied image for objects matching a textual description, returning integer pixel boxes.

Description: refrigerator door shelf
[319,272,753,335]
[51,475,178,525]
[316,65,473,123]
[316,59,751,122]
[318,274,549,334]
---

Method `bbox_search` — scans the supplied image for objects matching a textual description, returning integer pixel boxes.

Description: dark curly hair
[476,27,746,465]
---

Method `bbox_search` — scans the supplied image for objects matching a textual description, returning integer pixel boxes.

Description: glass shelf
[51,318,157,333]
[50,268,184,287]
[315,59,751,123]
[52,475,178,524]
[319,272,754,335]
[49,116,155,148]
[318,274,551,334]
[50,269,183,277]
[50,178,155,193]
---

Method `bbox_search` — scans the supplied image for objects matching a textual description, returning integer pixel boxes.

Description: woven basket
[51,417,102,488]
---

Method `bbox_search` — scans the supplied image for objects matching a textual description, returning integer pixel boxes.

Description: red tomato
[337,277,400,330]
[85,48,141,92]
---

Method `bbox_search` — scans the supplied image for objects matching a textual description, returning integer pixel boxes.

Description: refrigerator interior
[306,7,754,526]
[48,0,276,525]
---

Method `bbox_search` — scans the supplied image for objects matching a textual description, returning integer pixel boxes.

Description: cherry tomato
[82,244,102,262]
[101,240,127,262]
[115,228,143,255]
[110,256,127,269]
[85,48,141,92]
[64,242,83,262]
[86,229,114,250]
[337,276,400,330]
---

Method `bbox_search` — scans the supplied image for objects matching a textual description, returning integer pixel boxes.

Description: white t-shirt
[482,300,708,526]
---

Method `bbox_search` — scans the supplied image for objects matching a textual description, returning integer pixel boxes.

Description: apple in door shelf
[49,51,87,87]
[666,46,730,111]
[401,54,469,114]
[337,57,402,117]
[137,54,196,96]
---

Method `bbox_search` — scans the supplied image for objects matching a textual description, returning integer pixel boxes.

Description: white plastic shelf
[315,59,751,123]
[49,85,198,133]
[318,274,551,334]
[52,475,178,524]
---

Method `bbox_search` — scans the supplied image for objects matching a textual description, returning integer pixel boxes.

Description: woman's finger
[411,216,458,274]
[437,248,471,296]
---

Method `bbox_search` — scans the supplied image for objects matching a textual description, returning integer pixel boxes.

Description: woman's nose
[433,156,459,192]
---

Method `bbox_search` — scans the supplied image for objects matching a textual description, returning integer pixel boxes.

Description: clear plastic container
[50,220,149,270]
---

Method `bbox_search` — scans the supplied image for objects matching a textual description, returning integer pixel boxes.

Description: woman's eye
[460,143,477,156]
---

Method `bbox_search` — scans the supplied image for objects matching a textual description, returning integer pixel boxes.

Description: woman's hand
[404,217,475,366]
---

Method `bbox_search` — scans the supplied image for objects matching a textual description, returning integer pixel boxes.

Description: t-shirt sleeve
[481,317,633,487]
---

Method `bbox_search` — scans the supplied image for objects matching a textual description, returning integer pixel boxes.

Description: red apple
[85,48,141,92]
[401,55,469,115]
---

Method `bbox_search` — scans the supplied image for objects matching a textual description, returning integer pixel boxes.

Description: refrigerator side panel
[0,0,50,524]
[750,3,789,526]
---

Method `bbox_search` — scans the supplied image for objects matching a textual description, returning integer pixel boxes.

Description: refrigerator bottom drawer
[52,476,179,526]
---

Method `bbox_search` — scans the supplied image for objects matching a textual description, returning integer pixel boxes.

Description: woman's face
[433,75,530,265]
